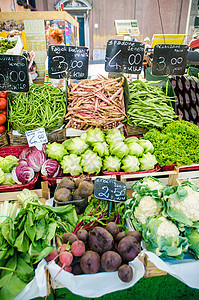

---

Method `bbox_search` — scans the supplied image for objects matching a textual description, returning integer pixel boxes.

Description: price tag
[25,128,48,150]
[94,178,126,202]
[0,54,29,92]
[48,45,89,80]
[105,39,145,74]
[152,44,188,76]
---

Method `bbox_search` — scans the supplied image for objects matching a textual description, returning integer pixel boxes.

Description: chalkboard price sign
[48,45,89,80]
[0,54,29,92]
[94,178,126,202]
[105,39,145,74]
[152,44,188,76]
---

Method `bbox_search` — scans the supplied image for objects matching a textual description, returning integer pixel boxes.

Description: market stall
[0,37,199,300]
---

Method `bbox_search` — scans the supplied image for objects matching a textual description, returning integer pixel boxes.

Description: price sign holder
[48,45,89,80]
[105,39,145,74]
[152,44,188,76]
[94,178,126,203]
[25,127,48,150]
[0,54,29,92]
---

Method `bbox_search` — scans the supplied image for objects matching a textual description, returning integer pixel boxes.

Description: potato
[57,177,75,190]
[118,236,141,262]
[118,264,133,282]
[78,180,94,198]
[88,226,114,254]
[101,251,122,272]
[80,251,100,274]
[54,188,72,202]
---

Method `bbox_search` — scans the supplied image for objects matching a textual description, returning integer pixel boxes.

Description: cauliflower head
[134,196,161,224]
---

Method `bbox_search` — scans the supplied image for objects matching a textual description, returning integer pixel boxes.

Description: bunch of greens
[0,189,78,300]
[73,196,126,234]
[46,127,157,175]
[144,120,199,167]
[0,39,17,54]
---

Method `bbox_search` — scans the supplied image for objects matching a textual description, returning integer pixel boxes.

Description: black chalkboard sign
[94,178,126,202]
[105,39,145,74]
[152,44,188,76]
[0,54,29,92]
[48,45,89,80]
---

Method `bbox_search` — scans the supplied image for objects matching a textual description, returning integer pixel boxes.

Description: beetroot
[118,264,133,282]
[45,249,58,262]
[118,236,141,262]
[72,262,83,275]
[59,251,73,266]
[71,240,85,257]
[76,229,88,243]
[115,232,126,243]
[126,230,142,243]
[88,226,114,254]
[101,251,122,272]
[106,222,120,236]
[80,251,100,274]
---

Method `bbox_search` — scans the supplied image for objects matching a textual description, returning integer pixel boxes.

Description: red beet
[71,240,85,257]
[45,249,58,262]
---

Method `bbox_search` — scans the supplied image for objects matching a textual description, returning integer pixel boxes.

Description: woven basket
[7,130,27,146]
[0,131,9,147]
[126,123,148,137]
[48,127,66,143]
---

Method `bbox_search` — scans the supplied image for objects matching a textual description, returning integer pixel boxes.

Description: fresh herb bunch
[143,120,199,167]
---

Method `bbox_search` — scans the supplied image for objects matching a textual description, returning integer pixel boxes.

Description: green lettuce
[105,128,125,144]
[0,168,5,184]
[46,142,67,161]
[103,156,121,172]
[0,155,19,173]
[121,155,140,172]
[109,141,129,159]
[92,142,109,157]
[139,153,157,171]
[2,173,15,185]
[81,150,102,174]
[86,128,105,144]
[127,142,144,157]
[61,154,82,176]
[138,139,154,153]
[62,137,88,155]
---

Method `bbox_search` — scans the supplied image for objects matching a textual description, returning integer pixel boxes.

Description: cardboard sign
[105,39,145,74]
[152,44,188,76]
[48,45,89,80]
[25,128,48,150]
[94,178,126,202]
[0,54,29,92]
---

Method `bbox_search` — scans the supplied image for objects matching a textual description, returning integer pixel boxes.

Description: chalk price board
[0,54,29,92]
[152,44,188,76]
[48,45,89,80]
[94,178,126,202]
[105,40,145,74]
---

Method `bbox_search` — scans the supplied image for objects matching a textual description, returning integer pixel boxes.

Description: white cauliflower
[134,196,161,224]
[142,177,165,196]
[169,186,199,222]
[157,216,179,238]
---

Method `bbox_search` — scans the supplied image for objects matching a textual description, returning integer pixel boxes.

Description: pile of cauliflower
[125,176,199,260]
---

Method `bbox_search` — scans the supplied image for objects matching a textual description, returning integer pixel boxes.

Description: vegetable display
[8,84,66,133]
[144,120,199,167]
[0,38,16,54]
[45,128,157,176]
[65,76,126,130]
[125,176,199,260]
[0,189,78,300]
[126,80,177,128]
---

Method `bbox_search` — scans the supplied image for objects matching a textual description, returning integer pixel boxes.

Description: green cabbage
[125,136,139,144]
[139,153,157,171]
[127,142,144,157]
[46,142,67,161]
[0,168,5,184]
[138,139,154,153]
[81,150,102,174]
[92,142,109,157]
[109,141,129,159]
[103,156,121,172]
[0,155,19,173]
[61,154,83,176]
[105,128,125,144]
[62,137,88,155]
[86,128,105,144]
[142,215,189,259]
[2,173,15,185]
[121,155,140,172]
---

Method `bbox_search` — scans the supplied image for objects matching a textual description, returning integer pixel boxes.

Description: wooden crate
[144,254,167,278]
[0,181,50,205]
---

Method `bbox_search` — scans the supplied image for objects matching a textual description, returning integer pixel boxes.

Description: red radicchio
[18,158,28,166]
[18,147,36,160]
[41,159,61,178]
[27,150,46,172]
[12,164,35,185]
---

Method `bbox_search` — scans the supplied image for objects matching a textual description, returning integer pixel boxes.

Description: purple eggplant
[184,110,190,121]
[184,92,191,109]
[177,93,184,109]
[177,108,184,120]
[177,77,183,91]
[181,75,190,92]
[189,107,198,122]
[190,90,197,106]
